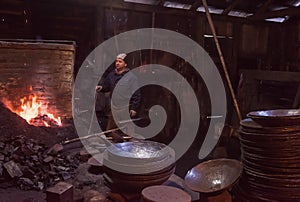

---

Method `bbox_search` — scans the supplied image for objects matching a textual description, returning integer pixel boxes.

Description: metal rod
[202,0,242,121]
[118,117,143,124]
[62,127,121,145]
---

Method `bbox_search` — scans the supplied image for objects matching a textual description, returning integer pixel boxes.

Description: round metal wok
[106,140,170,161]
[247,109,300,127]
[240,118,300,134]
[103,140,175,174]
[184,158,242,194]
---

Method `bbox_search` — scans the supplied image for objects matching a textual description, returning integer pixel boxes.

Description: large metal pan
[247,109,300,127]
[103,140,175,174]
[184,158,242,194]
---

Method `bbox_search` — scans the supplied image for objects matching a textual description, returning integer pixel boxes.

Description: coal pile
[0,136,80,191]
[0,101,77,146]
[0,101,81,191]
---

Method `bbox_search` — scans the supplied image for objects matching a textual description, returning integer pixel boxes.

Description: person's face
[115,58,127,71]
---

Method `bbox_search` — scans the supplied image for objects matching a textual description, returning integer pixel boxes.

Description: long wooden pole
[202,0,242,121]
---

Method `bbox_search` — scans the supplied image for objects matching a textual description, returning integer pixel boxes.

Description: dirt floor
[0,102,185,202]
[0,102,239,201]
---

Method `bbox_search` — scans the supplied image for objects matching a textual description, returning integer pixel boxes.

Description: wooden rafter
[222,0,242,15]
[57,0,300,22]
[97,0,257,23]
[248,6,300,20]
[202,0,242,121]
[97,0,199,17]
[158,0,167,6]
[190,0,202,11]
[253,0,273,16]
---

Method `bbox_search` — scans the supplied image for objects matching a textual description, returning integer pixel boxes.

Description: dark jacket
[100,69,141,111]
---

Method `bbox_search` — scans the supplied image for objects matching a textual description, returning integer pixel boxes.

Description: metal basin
[103,140,175,174]
[106,140,171,162]
[103,140,176,192]
[247,109,300,127]
[240,118,300,134]
[103,164,175,193]
[184,158,242,194]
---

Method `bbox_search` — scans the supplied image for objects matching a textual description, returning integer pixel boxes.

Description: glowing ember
[4,89,62,127]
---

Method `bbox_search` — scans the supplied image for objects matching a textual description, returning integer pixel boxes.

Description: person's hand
[95,85,102,92]
[129,110,137,117]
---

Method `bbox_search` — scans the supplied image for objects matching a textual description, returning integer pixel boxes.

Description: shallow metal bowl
[240,118,300,133]
[247,109,300,127]
[184,158,242,194]
[103,140,175,174]
[106,140,170,162]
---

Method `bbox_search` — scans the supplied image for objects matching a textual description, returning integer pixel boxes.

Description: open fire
[3,87,62,127]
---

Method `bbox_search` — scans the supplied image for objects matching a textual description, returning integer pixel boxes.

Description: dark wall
[1,0,299,175]
[0,0,96,76]
[1,0,298,77]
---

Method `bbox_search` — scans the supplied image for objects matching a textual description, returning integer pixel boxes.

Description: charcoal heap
[0,101,77,146]
[0,136,80,190]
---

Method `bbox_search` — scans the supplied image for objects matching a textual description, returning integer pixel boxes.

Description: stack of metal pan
[233,109,300,202]
[103,140,176,193]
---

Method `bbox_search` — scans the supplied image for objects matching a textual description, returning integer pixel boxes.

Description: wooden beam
[190,0,202,11]
[57,0,283,24]
[95,4,104,45]
[158,0,167,6]
[239,70,300,82]
[97,0,279,24]
[202,0,242,121]
[292,85,300,108]
[248,6,300,20]
[222,0,242,15]
[253,0,273,16]
[98,0,199,17]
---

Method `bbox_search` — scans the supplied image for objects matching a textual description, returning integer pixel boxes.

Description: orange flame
[21,95,62,127]
[19,95,42,123]
[4,89,62,127]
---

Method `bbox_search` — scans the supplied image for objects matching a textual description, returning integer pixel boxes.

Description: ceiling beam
[248,6,300,20]
[190,0,202,11]
[158,0,167,6]
[98,0,288,23]
[58,0,292,24]
[253,0,273,16]
[222,0,242,15]
[97,0,198,17]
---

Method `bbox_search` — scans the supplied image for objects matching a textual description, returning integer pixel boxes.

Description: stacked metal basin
[103,140,175,193]
[233,109,300,202]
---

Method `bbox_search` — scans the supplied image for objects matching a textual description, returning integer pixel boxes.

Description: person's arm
[96,73,111,93]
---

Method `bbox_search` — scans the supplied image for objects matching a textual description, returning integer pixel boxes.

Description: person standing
[96,53,141,136]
